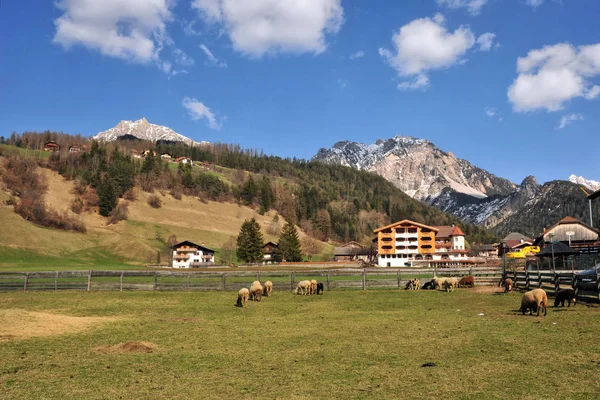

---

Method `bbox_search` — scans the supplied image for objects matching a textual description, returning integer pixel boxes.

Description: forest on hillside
[0,131,498,245]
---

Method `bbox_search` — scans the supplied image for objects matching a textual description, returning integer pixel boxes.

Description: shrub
[70,197,84,214]
[123,189,137,201]
[108,202,129,225]
[170,186,182,200]
[148,194,162,208]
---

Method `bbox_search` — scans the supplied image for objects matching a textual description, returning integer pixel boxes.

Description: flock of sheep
[236,279,324,308]
[235,275,578,316]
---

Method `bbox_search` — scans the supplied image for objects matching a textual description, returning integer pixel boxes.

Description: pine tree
[278,221,302,262]
[258,176,275,213]
[97,176,117,217]
[236,218,264,263]
[241,175,258,205]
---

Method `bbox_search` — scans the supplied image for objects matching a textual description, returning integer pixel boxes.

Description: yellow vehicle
[506,246,540,259]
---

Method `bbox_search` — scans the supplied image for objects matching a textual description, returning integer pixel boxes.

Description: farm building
[68,145,82,153]
[170,241,215,268]
[535,216,599,253]
[262,241,278,263]
[43,141,60,152]
[333,241,373,262]
[174,156,193,164]
[160,153,172,160]
[500,232,533,255]
[470,244,498,257]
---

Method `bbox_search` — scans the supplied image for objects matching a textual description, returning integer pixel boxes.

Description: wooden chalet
[43,141,60,152]
[174,156,193,164]
[262,241,278,263]
[333,241,374,262]
[160,153,172,160]
[500,232,533,255]
[170,240,215,268]
[536,216,599,253]
[68,145,82,153]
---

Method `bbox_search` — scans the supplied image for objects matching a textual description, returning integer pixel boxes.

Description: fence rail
[504,268,600,302]
[0,267,504,293]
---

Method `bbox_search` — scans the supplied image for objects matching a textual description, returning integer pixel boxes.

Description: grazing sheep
[458,276,475,288]
[520,288,548,316]
[236,288,249,308]
[249,280,263,302]
[433,277,450,290]
[554,288,576,307]
[502,278,513,293]
[294,280,311,295]
[310,279,318,295]
[422,280,435,290]
[405,278,420,290]
[263,281,273,297]
[443,277,459,292]
[316,282,324,295]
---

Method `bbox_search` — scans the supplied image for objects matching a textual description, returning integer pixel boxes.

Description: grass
[1,289,599,399]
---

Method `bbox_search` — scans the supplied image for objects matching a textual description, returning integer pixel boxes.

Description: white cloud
[191,0,344,57]
[379,14,487,90]
[350,50,365,60]
[53,0,173,64]
[182,19,202,36]
[508,43,600,112]
[436,0,489,16]
[182,97,222,130]
[173,48,194,66]
[557,113,584,129]
[199,44,228,67]
[476,32,496,52]
[485,107,503,121]
[526,0,545,8]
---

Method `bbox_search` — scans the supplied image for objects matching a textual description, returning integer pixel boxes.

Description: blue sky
[1,0,599,185]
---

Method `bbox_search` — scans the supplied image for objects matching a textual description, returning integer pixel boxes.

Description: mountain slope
[569,174,600,192]
[313,135,516,201]
[94,118,200,144]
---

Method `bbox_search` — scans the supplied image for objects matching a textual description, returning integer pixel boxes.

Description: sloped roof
[503,232,532,242]
[451,225,465,236]
[546,216,598,234]
[262,241,278,249]
[170,240,215,253]
[373,219,439,234]
[433,225,465,238]
[536,242,578,257]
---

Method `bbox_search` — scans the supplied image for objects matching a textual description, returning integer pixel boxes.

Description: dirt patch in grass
[95,341,158,354]
[0,309,118,340]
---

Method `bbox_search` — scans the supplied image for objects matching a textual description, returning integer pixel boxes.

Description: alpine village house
[170,241,215,268]
[373,220,469,267]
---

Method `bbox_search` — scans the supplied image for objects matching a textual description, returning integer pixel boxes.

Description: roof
[432,225,465,238]
[472,244,495,251]
[503,232,532,242]
[262,241,278,248]
[175,156,192,162]
[170,240,215,253]
[505,240,533,249]
[545,216,598,234]
[373,219,439,234]
[536,242,578,257]
[334,246,372,256]
[588,188,600,201]
[340,241,364,248]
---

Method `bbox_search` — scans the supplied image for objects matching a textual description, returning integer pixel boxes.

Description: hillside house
[170,241,215,268]
[160,153,172,160]
[142,150,156,157]
[333,241,373,262]
[262,241,278,263]
[43,141,60,152]
[68,145,82,153]
[373,220,471,267]
[174,156,193,164]
[501,232,533,255]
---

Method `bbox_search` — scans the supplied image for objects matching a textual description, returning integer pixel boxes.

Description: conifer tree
[277,221,302,262]
[97,175,117,217]
[236,218,264,263]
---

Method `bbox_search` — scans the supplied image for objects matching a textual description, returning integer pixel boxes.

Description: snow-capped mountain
[313,135,516,201]
[569,174,600,192]
[94,118,201,144]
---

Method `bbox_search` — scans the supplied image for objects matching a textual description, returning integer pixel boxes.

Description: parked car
[575,264,599,291]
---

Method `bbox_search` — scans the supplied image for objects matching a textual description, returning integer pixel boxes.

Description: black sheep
[316,282,324,295]
[554,289,576,307]
[422,280,435,290]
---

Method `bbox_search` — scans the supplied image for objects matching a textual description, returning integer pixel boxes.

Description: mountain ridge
[94,118,205,145]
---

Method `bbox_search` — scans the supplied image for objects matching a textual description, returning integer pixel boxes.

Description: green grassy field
[1,289,599,399]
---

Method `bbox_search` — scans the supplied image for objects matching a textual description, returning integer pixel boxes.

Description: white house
[170,240,215,268]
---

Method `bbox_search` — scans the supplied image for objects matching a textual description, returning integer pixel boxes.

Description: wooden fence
[0,267,504,293]
[504,268,600,302]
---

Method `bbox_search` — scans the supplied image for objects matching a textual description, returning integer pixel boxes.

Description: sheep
[458,276,475,288]
[294,280,311,295]
[433,277,447,290]
[554,288,576,307]
[502,278,513,293]
[405,278,420,290]
[310,279,318,295]
[316,282,324,295]
[249,280,263,302]
[422,280,436,290]
[443,277,459,292]
[236,288,249,308]
[520,288,548,316]
[263,280,273,297]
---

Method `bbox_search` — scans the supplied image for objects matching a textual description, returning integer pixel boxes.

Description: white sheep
[520,288,548,316]
[249,280,263,302]
[433,277,447,290]
[310,279,318,295]
[443,277,459,292]
[294,280,311,295]
[263,280,273,297]
[237,288,249,308]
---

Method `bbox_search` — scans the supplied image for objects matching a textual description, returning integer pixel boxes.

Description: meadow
[1,288,599,399]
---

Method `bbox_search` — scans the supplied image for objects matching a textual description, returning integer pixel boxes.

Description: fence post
[525,271,530,291]
[87,270,92,291]
[221,273,226,291]
[362,269,366,291]
[24,273,29,292]
[469,266,473,276]
[538,271,542,288]
[186,274,191,291]
[397,270,401,289]
[291,271,295,292]
[55,271,59,291]
[256,272,260,282]
[153,272,158,291]
[554,273,560,293]
[513,270,517,290]
[326,271,330,292]
[120,271,124,292]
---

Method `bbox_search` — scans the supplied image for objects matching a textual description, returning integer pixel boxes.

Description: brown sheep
[458,276,475,288]
[310,279,318,295]
[263,280,273,297]
[237,288,249,308]
[249,280,263,302]
[520,288,548,316]
[502,278,513,293]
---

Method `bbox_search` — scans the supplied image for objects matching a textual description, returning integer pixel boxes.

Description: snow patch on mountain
[94,118,204,145]
[569,174,600,192]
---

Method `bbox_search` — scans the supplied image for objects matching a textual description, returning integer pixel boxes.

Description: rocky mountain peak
[94,118,201,145]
